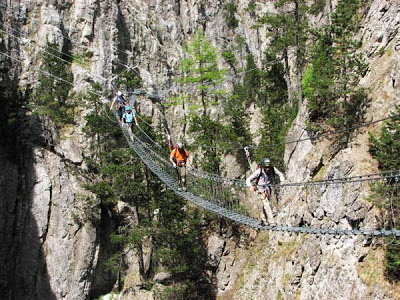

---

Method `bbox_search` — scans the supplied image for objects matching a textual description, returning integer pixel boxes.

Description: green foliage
[28,43,75,128]
[224,3,239,29]
[384,242,400,281]
[0,87,22,148]
[72,52,91,69]
[154,192,205,277]
[310,0,326,15]
[174,30,229,173]
[242,54,263,105]
[188,115,226,173]
[225,88,252,146]
[104,252,124,273]
[369,107,400,282]
[222,79,255,170]
[176,30,226,116]
[154,281,195,300]
[242,52,293,169]
[260,0,309,53]
[222,49,237,71]
[246,1,257,17]
[255,103,297,170]
[115,69,142,91]
[369,107,400,171]
[260,52,289,106]
[304,0,369,131]
[259,0,310,106]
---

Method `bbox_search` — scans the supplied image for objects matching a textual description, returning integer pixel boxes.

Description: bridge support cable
[115,114,400,237]
[131,120,400,187]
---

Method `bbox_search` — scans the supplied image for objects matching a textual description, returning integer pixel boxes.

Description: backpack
[171,148,188,164]
[116,95,126,109]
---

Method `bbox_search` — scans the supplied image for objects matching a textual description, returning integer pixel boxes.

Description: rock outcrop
[0,0,399,299]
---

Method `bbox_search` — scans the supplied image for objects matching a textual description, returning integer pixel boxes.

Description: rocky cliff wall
[223,1,400,299]
[0,0,399,299]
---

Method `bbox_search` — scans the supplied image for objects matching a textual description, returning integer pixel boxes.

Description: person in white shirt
[109,91,126,121]
[246,157,285,226]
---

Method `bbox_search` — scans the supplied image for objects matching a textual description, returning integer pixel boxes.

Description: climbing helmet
[260,157,271,167]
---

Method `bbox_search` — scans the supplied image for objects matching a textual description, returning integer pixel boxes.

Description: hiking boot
[183,187,187,192]
[178,187,182,192]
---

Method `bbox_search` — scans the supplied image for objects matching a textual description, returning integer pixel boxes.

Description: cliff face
[229,2,400,299]
[0,0,399,299]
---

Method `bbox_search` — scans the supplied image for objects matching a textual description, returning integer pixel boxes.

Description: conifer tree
[254,52,293,169]
[369,107,400,171]
[176,30,226,116]
[303,0,368,130]
[29,43,75,127]
[369,107,400,282]
[82,88,211,291]
[174,30,227,173]
[259,0,310,108]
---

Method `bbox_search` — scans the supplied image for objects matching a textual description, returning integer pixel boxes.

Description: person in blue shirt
[122,106,138,129]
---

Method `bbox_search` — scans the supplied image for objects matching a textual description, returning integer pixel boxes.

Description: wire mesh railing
[116,113,400,237]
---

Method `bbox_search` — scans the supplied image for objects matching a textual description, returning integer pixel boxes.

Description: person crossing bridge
[246,157,285,226]
[169,142,190,192]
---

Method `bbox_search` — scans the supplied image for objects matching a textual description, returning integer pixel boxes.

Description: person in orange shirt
[169,142,190,191]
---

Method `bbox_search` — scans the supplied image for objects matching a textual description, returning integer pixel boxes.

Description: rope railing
[117,114,400,237]
[134,118,400,187]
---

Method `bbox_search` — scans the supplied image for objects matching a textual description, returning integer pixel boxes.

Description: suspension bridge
[1,6,399,238]
[116,113,400,238]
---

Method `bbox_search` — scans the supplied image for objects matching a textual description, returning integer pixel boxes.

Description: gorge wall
[0,0,399,299]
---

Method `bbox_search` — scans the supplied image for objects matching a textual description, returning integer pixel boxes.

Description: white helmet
[117,91,122,96]
[177,142,183,149]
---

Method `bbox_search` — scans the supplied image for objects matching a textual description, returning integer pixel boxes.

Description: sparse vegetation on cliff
[303,0,369,132]
[369,106,400,282]
[28,43,76,128]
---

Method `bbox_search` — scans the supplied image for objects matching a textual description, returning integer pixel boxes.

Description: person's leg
[260,191,275,224]
[259,192,268,224]
[181,165,186,190]
[175,166,183,190]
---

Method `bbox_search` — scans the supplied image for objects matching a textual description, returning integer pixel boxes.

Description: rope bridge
[117,116,400,238]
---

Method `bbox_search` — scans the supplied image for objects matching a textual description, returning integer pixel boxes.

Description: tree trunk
[282,48,293,106]
[295,0,303,108]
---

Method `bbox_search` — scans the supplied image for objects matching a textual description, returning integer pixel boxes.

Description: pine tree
[174,30,228,173]
[176,30,226,116]
[29,43,75,127]
[82,89,211,291]
[369,106,400,282]
[259,0,309,108]
[303,0,368,131]
[369,107,400,171]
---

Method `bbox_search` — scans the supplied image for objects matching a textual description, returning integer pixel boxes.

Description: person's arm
[185,150,190,165]
[133,110,138,125]
[109,98,116,110]
[246,169,260,187]
[169,150,176,166]
[273,167,285,183]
